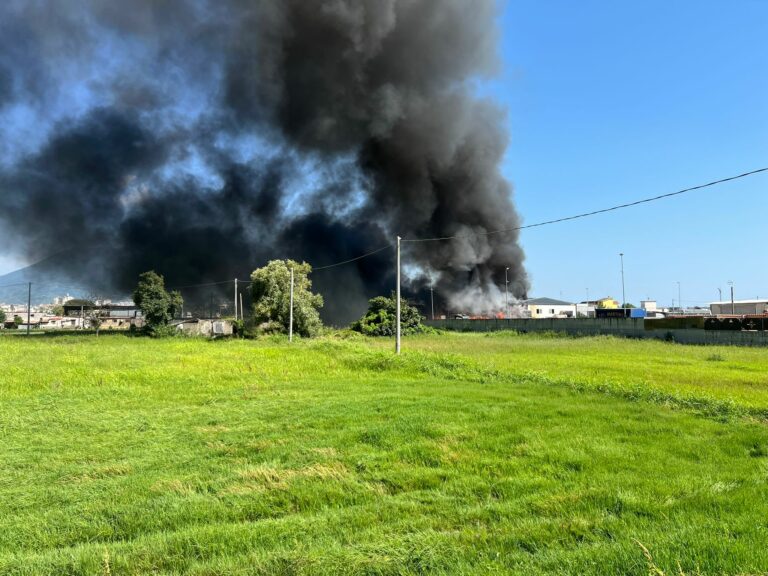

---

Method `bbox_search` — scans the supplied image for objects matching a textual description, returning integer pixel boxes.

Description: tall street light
[430,286,435,321]
[504,267,510,319]
[728,281,735,314]
[619,253,626,308]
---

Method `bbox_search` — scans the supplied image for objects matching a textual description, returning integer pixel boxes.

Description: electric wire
[312,244,394,271]
[4,166,766,290]
[402,166,768,243]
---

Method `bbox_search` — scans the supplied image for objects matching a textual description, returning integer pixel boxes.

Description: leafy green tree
[132,271,183,333]
[13,315,23,329]
[351,294,425,336]
[622,302,637,309]
[0,310,5,325]
[250,260,323,337]
[169,290,184,319]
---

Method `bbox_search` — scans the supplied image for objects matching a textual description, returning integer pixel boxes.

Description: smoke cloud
[0,0,528,323]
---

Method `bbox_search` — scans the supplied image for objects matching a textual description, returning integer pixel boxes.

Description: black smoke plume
[0,0,528,323]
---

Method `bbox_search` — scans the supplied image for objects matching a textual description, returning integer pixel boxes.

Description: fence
[425,318,768,347]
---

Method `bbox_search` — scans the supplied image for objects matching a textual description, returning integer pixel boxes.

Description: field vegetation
[1,332,767,575]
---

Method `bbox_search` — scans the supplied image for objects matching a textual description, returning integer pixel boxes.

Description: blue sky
[489,0,768,306]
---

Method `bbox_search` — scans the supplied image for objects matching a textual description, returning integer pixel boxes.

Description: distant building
[583,297,620,309]
[62,300,141,318]
[521,297,576,319]
[710,299,768,316]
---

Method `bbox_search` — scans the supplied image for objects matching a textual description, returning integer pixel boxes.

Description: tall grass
[0,334,767,574]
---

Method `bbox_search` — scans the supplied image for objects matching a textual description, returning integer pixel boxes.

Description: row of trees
[133,259,426,338]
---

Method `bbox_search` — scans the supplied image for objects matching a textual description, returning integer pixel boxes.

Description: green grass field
[1,332,767,575]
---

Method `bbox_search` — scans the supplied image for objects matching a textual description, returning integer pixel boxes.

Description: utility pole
[619,253,625,308]
[430,286,434,321]
[729,281,735,314]
[26,282,31,336]
[239,293,244,323]
[718,288,722,302]
[289,267,294,343]
[234,278,238,321]
[677,281,681,315]
[396,236,401,355]
[505,267,510,319]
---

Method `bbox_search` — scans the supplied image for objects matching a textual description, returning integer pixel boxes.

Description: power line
[167,279,236,290]
[403,166,768,243]
[313,244,393,271]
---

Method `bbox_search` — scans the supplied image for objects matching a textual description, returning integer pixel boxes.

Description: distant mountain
[0,256,122,305]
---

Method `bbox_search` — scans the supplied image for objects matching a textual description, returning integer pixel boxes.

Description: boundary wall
[425,318,768,347]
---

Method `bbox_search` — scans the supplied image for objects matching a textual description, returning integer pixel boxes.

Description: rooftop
[522,297,574,306]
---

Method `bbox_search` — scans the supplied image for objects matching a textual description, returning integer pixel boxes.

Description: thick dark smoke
[0,0,528,323]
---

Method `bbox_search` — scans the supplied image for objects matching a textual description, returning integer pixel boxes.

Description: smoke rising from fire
[0,0,528,322]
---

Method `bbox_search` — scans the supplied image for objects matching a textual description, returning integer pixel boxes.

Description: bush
[351,294,426,337]
[148,324,180,339]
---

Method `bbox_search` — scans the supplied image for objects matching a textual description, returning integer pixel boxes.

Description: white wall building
[521,297,576,319]
[710,300,768,316]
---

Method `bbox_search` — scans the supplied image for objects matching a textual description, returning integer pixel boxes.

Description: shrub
[351,294,426,336]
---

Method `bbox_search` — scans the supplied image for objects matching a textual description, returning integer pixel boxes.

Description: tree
[132,271,183,333]
[250,260,323,337]
[351,294,425,337]
[622,302,637,309]
[0,310,5,326]
[82,295,107,336]
[13,315,23,329]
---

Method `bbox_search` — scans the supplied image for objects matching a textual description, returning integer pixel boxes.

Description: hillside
[0,257,100,305]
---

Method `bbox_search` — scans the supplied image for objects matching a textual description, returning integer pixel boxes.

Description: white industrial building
[710,299,768,316]
[520,297,576,319]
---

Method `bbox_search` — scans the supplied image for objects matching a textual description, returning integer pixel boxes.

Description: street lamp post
[677,281,681,315]
[430,286,435,321]
[718,288,722,302]
[619,253,626,308]
[504,267,510,319]
[728,281,735,314]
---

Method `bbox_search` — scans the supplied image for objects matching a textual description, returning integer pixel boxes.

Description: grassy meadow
[1,332,767,575]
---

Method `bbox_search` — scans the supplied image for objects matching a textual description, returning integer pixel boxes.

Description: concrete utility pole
[677,281,681,314]
[239,293,244,324]
[505,267,510,319]
[619,253,625,308]
[430,286,435,321]
[234,278,238,321]
[718,288,722,302]
[289,267,294,343]
[729,281,735,314]
[396,236,401,355]
[26,282,31,336]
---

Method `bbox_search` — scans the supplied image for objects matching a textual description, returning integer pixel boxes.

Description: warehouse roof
[522,297,573,306]
[711,300,768,305]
